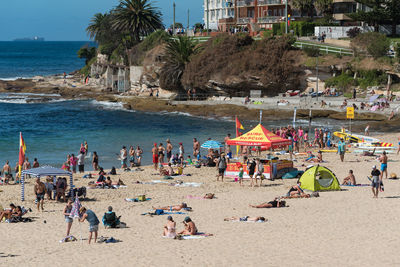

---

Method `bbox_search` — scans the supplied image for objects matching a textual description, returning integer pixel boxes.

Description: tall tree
[111,0,163,44]
[292,0,315,17]
[314,0,333,17]
[160,36,202,92]
[384,0,400,36]
[86,13,109,43]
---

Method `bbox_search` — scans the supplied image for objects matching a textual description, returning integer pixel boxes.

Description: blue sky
[0,0,203,41]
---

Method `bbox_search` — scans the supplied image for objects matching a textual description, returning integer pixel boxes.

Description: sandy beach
[1,133,400,266]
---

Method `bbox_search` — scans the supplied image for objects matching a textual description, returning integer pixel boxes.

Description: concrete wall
[130,66,143,86]
[315,25,400,39]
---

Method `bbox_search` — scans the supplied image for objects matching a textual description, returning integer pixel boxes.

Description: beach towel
[125,198,152,202]
[179,233,213,239]
[141,211,187,216]
[341,184,370,187]
[173,182,202,188]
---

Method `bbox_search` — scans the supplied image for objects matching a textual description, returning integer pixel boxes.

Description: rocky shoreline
[0,76,397,132]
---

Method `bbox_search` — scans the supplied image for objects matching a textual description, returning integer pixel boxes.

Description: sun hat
[372,165,376,169]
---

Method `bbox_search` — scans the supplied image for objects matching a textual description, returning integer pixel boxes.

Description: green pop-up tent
[299,165,341,192]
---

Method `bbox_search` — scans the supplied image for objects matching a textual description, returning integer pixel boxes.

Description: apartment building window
[247,8,254,17]
[333,3,356,14]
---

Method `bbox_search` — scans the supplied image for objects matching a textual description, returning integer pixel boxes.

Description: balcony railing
[237,17,252,24]
[236,0,255,7]
[257,16,282,23]
[258,0,283,5]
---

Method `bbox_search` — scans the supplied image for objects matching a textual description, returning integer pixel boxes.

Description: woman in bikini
[158,143,165,164]
[152,203,189,211]
[163,216,176,238]
[249,198,286,208]
[224,216,266,222]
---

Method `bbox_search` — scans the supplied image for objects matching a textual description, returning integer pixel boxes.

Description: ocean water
[0,41,90,79]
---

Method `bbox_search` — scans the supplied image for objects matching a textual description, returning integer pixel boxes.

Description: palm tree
[111,0,163,43]
[86,13,110,43]
[160,36,202,92]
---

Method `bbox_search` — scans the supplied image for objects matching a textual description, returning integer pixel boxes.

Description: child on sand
[238,163,244,186]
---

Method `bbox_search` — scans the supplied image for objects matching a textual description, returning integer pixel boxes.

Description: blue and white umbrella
[201,140,224,149]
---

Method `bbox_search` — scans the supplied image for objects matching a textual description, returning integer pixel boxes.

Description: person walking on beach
[135,146,143,166]
[166,139,173,163]
[193,138,200,158]
[371,166,381,198]
[365,125,370,136]
[216,153,227,182]
[120,146,128,169]
[380,151,388,179]
[34,178,46,212]
[79,207,99,244]
[77,151,85,173]
[152,143,159,170]
[248,158,256,187]
[337,138,346,162]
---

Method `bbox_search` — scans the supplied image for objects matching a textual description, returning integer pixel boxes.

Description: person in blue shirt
[337,138,346,162]
[80,207,99,244]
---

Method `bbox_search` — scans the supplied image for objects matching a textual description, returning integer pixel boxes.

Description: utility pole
[285,0,288,34]
[187,9,190,36]
[316,56,319,101]
[173,2,176,35]
[206,0,209,36]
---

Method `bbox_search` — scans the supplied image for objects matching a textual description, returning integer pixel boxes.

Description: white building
[203,0,234,30]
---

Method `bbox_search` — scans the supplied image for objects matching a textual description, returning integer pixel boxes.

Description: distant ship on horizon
[13,36,45,42]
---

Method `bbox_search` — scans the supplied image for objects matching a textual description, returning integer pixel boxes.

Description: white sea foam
[89,100,125,111]
[0,77,31,81]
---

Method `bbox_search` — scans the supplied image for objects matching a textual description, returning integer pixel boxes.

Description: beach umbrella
[369,94,380,103]
[201,140,224,149]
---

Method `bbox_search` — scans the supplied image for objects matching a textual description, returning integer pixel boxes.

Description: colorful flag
[235,117,244,130]
[69,197,82,219]
[18,132,26,177]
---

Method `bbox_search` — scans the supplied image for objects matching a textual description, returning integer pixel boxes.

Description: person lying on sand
[249,198,286,208]
[224,216,266,222]
[178,216,197,235]
[363,148,376,157]
[0,203,16,222]
[342,170,356,185]
[281,192,319,199]
[152,203,191,211]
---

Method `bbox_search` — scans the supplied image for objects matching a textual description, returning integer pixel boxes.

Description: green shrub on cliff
[325,73,355,90]
[351,32,390,59]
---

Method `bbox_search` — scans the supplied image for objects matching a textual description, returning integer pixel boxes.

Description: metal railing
[236,0,255,7]
[258,16,282,23]
[258,0,283,5]
[294,41,354,56]
[237,17,252,24]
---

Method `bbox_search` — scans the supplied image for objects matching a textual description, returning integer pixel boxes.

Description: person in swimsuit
[163,216,176,238]
[2,160,12,184]
[152,203,190,212]
[193,138,200,157]
[120,146,128,169]
[380,151,388,179]
[166,139,173,163]
[285,180,304,197]
[152,143,159,170]
[84,141,89,155]
[135,146,143,166]
[63,199,73,236]
[158,143,165,164]
[0,203,16,222]
[178,217,198,235]
[129,146,135,167]
[249,198,286,208]
[224,216,266,222]
[92,151,99,171]
[34,178,46,211]
[178,143,184,161]
[342,170,356,185]
[32,158,39,168]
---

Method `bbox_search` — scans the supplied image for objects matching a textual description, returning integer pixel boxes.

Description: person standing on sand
[136,146,143,166]
[23,157,31,170]
[193,138,200,158]
[32,158,39,168]
[337,138,346,162]
[92,151,99,171]
[63,199,73,237]
[120,146,128,169]
[70,154,77,173]
[371,166,381,198]
[166,139,173,163]
[380,151,388,179]
[34,178,46,212]
[215,153,227,182]
[178,143,184,162]
[158,143,165,164]
[152,143,159,170]
[3,161,12,183]
[77,151,85,173]
[129,146,135,167]
[79,207,99,244]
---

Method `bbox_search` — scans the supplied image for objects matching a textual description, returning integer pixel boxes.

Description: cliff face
[181,34,305,97]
